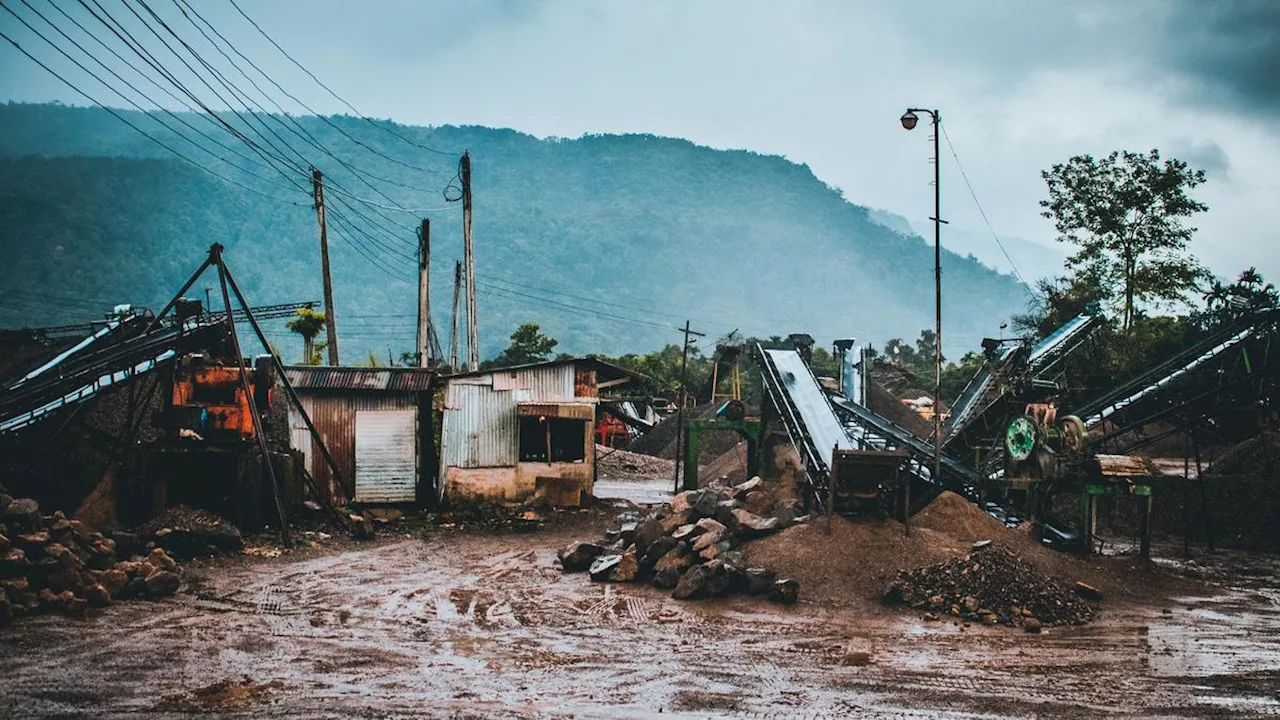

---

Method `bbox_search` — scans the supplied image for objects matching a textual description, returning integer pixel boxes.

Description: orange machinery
[168,354,274,441]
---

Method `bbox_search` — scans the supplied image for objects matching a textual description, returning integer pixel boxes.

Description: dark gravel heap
[884,543,1096,628]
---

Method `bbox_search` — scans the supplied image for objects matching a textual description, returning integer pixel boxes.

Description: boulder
[690,490,720,519]
[45,542,85,570]
[670,491,693,515]
[0,549,30,579]
[84,583,111,608]
[691,519,727,551]
[673,560,732,600]
[744,568,778,595]
[121,577,147,599]
[671,523,700,542]
[99,568,129,597]
[1074,582,1103,603]
[148,548,178,574]
[651,545,695,589]
[349,514,375,540]
[639,536,677,572]
[698,540,731,562]
[3,498,41,534]
[1023,617,1042,633]
[609,549,639,583]
[770,579,799,605]
[659,509,694,535]
[714,500,741,531]
[104,531,144,559]
[0,493,12,512]
[731,509,779,537]
[633,518,666,556]
[588,554,622,581]
[65,595,88,618]
[144,570,180,596]
[14,532,51,558]
[559,541,606,572]
[732,476,764,500]
[744,491,774,516]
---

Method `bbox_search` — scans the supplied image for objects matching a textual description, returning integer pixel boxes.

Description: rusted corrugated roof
[284,366,435,392]
[443,357,646,384]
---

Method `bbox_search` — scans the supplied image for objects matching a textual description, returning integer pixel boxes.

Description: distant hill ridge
[0,102,1029,361]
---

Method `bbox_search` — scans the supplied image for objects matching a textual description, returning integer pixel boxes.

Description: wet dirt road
[1,528,1278,718]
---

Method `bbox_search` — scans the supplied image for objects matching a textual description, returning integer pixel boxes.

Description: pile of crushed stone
[883,543,1098,629]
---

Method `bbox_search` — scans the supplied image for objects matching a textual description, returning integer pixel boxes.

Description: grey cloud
[1159,0,1280,113]
[1170,138,1232,181]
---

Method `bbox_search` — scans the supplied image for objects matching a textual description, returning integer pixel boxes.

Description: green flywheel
[1005,415,1038,462]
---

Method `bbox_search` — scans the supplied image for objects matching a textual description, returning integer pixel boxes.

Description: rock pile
[560,477,806,602]
[136,505,244,558]
[882,543,1096,629]
[1,494,182,626]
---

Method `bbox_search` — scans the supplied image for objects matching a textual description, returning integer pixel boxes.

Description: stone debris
[559,477,804,603]
[138,505,244,558]
[0,495,184,626]
[883,543,1096,629]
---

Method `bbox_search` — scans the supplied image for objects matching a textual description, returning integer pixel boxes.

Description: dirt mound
[595,445,675,482]
[138,505,243,558]
[867,381,934,439]
[628,404,750,463]
[701,442,748,484]
[745,490,1183,611]
[885,544,1096,627]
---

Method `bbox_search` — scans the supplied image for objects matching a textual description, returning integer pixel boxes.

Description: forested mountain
[0,102,1030,362]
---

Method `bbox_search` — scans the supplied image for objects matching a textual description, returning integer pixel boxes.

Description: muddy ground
[1,514,1278,718]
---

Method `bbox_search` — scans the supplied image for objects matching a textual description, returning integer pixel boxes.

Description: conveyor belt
[758,348,853,491]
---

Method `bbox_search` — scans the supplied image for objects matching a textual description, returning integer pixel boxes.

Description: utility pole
[449,260,462,371]
[416,218,431,369]
[672,320,705,493]
[460,151,478,371]
[311,167,339,366]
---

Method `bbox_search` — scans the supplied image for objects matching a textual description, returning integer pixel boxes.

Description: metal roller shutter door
[355,409,417,503]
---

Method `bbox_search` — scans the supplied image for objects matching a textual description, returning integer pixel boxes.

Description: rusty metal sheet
[284,366,434,392]
[516,402,595,420]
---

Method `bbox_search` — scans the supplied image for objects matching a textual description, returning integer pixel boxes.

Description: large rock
[99,568,129,597]
[670,491,693,515]
[44,542,85,570]
[770,579,799,604]
[640,536,677,572]
[144,569,180,596]
[559,541,606,572]
[84,583,112,608]
[3,498,41,534]
[731,509,779,538]
[659,509,694,535]
[588,554,623,581]
[744,568,778,595]
[698,540,731,562]
[744,491,774,516]
[651,545,695,589]
[691,519,728,551]
[609,549,639,583]
[673,560,732,600]
[633,519,666,556]
[13,532,50,559]
[732,476,764,500]
[689,490,720,519]
[148,548,178,574]
[671,523,701,542]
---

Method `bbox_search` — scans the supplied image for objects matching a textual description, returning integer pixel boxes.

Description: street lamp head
[900,110,919,131]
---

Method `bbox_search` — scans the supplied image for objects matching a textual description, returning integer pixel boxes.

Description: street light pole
[901,107,944,531]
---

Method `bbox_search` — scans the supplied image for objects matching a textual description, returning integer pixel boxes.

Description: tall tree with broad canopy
[1040,149,1208,330]
[487,323,559,368]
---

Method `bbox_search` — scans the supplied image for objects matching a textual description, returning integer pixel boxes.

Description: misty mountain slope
[0,103,1030,360]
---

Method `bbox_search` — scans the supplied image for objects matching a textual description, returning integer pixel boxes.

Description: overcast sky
[3,0,1278,283]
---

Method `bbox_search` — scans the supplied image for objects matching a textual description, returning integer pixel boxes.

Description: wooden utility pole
[311,167,339,366]
[672,320,705,492]
[449,260,462,370]
[461,151,478,371]
[416,218,431,369]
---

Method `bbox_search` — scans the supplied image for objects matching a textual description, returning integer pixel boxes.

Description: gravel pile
[136,505,244,558]
[595,445,676,482]
[884,543,1097,629]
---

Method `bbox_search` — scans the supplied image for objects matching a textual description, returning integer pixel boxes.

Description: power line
[939,124,1033,292]
[0,25,302,203]
[16,0,302,195]
[227,0,456,160]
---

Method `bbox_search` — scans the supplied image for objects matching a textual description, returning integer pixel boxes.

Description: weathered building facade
[284,367,434,505]
[439,359,639,504]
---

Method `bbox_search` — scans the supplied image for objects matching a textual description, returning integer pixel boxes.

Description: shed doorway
[354,410,417,503]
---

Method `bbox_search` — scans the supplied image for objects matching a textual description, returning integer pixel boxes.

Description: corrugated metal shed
[284,366,434,392]
[289,391,423,504]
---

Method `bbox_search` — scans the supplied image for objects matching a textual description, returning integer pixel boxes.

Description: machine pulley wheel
[1057,415,1088,457]
[1005,415,1039,463]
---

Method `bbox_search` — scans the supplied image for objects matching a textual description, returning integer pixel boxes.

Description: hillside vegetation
[0,102,1029,362]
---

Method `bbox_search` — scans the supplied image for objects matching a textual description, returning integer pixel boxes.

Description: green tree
[488,323,559,367]
[286,308,327,365]
[1040,149,1208,330]
[1196,267,1279,330]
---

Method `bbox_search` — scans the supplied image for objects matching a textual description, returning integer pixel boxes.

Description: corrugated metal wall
[441,383,517,468]
[288,392,418,504]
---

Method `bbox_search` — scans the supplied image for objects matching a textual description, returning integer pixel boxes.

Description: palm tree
[286,308,327,365]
